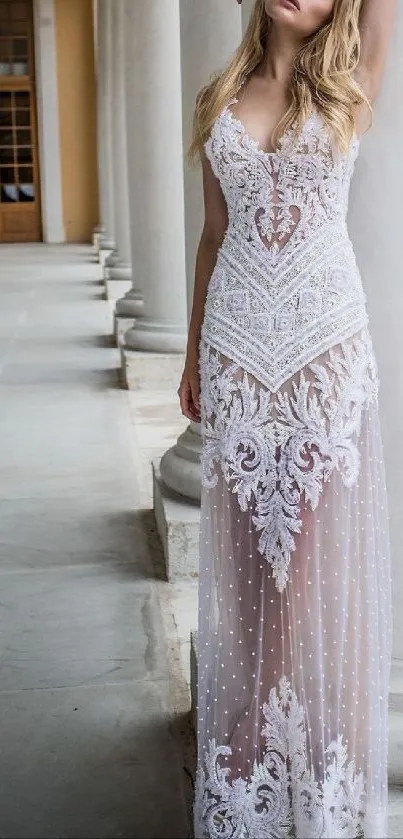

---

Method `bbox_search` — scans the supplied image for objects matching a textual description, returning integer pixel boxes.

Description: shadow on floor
[0,712,192,839]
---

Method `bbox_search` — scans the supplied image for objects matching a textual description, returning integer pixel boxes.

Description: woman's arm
[357,0,397,103]
[178,154,228,422]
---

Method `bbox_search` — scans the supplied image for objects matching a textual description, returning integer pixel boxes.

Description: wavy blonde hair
[188,0,369,162]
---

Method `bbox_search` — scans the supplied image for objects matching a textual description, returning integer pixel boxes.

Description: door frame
[33,0,64,242]
[0,0,42,242]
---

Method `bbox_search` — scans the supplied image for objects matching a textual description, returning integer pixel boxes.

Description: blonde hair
[188,0,369,162]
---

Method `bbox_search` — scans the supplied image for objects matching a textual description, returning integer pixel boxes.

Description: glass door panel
[0,1,40,241]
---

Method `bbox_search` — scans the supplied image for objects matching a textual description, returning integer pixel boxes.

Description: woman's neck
[257,23,302,83]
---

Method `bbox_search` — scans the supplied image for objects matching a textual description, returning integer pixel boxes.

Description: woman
[178,1,395,836]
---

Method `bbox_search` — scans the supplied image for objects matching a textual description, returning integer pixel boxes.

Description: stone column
[159,0,242,502]
[92,0,99,248]
[121,0,188,364]
[103,0,132,301]
[95,0,115,260]
[113,0,147,344]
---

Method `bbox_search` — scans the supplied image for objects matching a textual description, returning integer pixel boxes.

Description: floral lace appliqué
[200,332,378,592]
[194,675,367,839]
[205,105,359,262]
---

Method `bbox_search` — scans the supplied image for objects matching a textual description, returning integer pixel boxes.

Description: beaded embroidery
[199,102,376,590]
[200,332,378,591]
[203,105,367,393]
[195,676,367,839]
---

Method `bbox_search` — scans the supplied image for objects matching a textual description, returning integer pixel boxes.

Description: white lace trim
[200,331,378,592]
[194,675,367,839]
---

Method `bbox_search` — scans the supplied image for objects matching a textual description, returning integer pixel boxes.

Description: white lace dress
[194,97,392,839]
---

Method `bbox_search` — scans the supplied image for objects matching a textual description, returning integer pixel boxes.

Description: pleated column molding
[160,0,242,501]
[95,0,115,256]
[104,0,132,285]
[122,0,187,354]
[348,8,403,686]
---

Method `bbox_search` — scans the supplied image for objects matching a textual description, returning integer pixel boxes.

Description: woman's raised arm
[357,0,397,103]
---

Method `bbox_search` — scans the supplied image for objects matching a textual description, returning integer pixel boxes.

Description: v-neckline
[222,99,359,163]
[222,78,302,160]
[224,102,312,162]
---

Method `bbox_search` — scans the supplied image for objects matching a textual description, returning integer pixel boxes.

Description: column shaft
[123,0,187,353]
[96,0,115,252]
[105,0,131,285]
[180,0,242,314]
[160,0,242,501]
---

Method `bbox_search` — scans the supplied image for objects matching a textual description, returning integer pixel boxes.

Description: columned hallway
[0,245,191,839]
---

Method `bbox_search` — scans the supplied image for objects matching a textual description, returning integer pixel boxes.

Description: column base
[105,279,132,302]
[120,345,185,390]
[103,253,132,300]
[98,235,115,266]
[114,314,136,347]
[107,280,132,302]
[114,288,144,345]
[104,249,119,267]
[105,270,132,303]
[99,247,114,267]
[92,224,104,251]
[160,423,202,502]
[153,460,200,582]
[115,287,144,318]
[124,318,187,354]
[104,251,130,275]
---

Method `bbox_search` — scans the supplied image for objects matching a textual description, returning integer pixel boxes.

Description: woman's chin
[268,0,302,26]
[270,8,300,27]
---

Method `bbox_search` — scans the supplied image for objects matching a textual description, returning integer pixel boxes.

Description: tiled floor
[0,245,190,839]
[0,243,401,838]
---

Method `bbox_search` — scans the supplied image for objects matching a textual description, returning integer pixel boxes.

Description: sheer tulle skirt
[195,342,392,839]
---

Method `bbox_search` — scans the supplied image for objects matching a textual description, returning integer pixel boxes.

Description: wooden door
[0,0,41,242]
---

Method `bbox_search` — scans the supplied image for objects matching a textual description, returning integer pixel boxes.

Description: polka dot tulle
[195,398,391,838]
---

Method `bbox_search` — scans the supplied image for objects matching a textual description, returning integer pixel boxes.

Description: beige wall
[54,0,99,243]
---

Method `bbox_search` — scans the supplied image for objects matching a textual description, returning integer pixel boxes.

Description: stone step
[104,276,132,302]
[120,347,185,390]
[390,660,403,713]
[389,661,403,786]
[153,461,200,582]
[388,787,403,838]
[389,711,403,785]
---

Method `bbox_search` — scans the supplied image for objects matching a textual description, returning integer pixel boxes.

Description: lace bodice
[205,102,359,260]
[202,102,368,393]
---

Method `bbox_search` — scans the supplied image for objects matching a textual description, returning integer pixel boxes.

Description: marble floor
[0,245,191,839]
[0,243,402,839]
